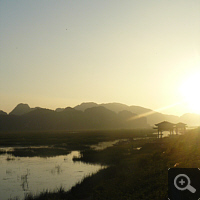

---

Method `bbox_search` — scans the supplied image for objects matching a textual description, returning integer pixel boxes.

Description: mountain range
[0,103,148,131]
[59,102,200,126]
[0,102,199,131]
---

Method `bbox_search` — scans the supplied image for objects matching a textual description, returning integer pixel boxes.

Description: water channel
[0,150,104,200]
[0,137,153,200]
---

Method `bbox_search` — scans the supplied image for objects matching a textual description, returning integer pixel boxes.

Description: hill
[74,102,179,126]
[74,102,200,126]
[74,102,99,111]
[1,102,200,130]
[9,103,32,115]
[0,110,7,115]
[0,106,149,131]
[180,113,200,127]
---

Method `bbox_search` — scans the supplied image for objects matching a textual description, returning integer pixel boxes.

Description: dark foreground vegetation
[3,127,200,200]
[0,129,154,157]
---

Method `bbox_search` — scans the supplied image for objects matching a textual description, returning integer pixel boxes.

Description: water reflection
[20,169,30,191]
[90,139,128,150]
[51,164,62,175]
[0,151,104,200]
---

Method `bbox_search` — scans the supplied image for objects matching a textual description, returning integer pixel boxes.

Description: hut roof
[176,122,187,127]
[155,121,175,127]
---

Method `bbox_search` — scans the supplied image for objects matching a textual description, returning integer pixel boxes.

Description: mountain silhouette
[74,102,200,126]
[74,102,180,125]
[74,102,98,111]
[99,102,129,113]
[9,103,32,116]
[84,106,117,129]
[180,113,200,127]
[1,102,199,131]
[0,110,7,115]
[0,105,149,131]
[117,110,147,129]
[55,108,65,112]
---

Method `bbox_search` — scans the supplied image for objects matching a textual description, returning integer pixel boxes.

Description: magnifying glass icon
[174,174,196,193]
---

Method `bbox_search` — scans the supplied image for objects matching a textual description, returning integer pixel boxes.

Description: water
[153,131,173,138]
[0,151,104,200]
[90,140,124,150]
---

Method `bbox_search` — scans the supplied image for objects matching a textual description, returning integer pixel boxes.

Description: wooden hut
[154,121,175,138]
[154,121,187,138]
[175,122,187,134]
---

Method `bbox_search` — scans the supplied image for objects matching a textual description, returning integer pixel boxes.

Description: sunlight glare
[179,71,200,114]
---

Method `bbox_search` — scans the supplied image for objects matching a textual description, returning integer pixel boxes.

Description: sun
[179,71,200,114]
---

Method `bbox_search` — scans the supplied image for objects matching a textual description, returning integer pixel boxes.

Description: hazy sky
[1,0,200,115]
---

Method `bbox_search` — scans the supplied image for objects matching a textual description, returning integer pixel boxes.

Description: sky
[0,0,200,116]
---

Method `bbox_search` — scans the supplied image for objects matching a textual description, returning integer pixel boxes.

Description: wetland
[0,129,155,200]
[0,128,199,199]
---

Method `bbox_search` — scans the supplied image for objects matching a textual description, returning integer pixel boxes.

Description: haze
[1,0,200,115]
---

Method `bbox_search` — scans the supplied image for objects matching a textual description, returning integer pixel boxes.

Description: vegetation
[0,129,155,157]
[5,147,70,157]
[5,127,200,199]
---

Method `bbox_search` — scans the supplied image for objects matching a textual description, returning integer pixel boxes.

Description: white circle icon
[174,174,196,193]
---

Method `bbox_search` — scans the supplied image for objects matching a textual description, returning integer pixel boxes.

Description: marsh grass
[22,187,65,200]
[20,137,169,200]
[5,128,200,199]
[6,147,70,157]
[0,149,6,154]
[13,128,199,200]
[0,129,155,147]
[0,129,155,157]
[6,156,15,161]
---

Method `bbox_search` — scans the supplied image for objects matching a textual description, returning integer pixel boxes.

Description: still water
[0,151,104,200]
[90,139,126,150]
